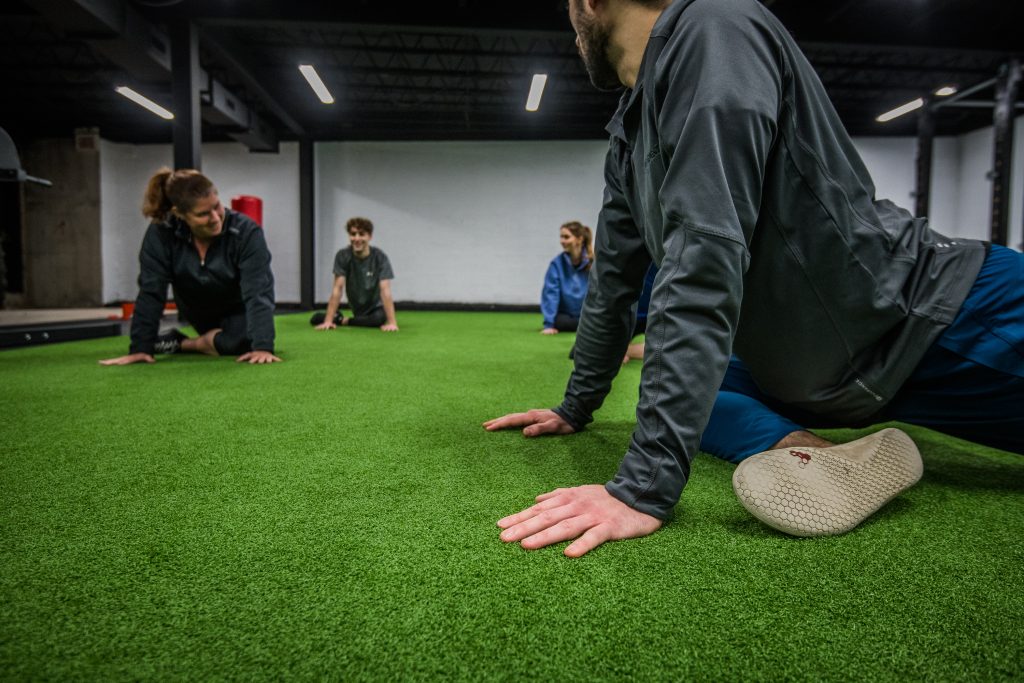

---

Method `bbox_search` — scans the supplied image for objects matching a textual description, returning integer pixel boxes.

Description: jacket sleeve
[237,227,277,352]
[539,260,561,328]
[129,224,171,355]
[553,144,651,431]
[605,4,780,519]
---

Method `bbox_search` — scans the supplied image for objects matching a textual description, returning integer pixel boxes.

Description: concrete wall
[22,138,103,307]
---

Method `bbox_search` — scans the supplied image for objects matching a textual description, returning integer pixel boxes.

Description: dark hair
[346,216,374,235]
[561,221,594,271]
[142,168,216,222]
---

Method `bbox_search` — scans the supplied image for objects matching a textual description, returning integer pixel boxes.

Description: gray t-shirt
[333,246,395,317]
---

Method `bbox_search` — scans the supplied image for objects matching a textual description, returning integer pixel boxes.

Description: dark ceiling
[1,0,1021,149]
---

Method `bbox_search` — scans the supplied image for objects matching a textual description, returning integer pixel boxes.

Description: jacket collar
[561,250,590,271]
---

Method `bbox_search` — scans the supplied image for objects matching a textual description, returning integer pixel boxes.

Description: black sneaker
[153,329,187,354]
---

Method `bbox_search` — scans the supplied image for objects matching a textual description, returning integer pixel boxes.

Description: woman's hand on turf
[99,352,155,366]
[237,350,282,364]
[497,485,662,557]
[315,321,336,331]
[483,409,575,437]
[540,327,559,335]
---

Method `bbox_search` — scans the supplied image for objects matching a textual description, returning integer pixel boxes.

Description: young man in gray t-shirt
[311,217,398,331]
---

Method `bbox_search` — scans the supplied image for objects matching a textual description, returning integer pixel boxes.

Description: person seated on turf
[100,167,280,366]
[484,0,1023,555]
[311,217,398,332]
[540,221,594,334]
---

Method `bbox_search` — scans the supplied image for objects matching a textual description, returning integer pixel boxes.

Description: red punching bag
[231,195,263,227]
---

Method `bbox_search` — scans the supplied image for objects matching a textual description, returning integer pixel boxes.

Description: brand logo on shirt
[789,450,812,467]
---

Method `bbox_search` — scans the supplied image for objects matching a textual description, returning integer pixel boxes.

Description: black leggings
[559,315,646,336]
[309,309,387,328]
[186,309,251,356]
[554,313,579,332]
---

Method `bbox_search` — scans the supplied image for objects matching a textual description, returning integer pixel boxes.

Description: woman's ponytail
[141,167,215,223]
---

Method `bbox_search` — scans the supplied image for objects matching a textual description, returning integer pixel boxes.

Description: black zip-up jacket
[128,209,276,355]
[554,0,987,520]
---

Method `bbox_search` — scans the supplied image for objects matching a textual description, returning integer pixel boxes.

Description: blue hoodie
[540,252,590,328]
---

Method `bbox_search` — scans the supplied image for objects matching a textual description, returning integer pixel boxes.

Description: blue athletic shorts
[702,244,1024,460]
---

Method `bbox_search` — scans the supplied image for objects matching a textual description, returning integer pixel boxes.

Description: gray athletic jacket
[129,209,276,355]
[553,0,987,520]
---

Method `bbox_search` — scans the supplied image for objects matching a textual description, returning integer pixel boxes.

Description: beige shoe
[732,428,923,537]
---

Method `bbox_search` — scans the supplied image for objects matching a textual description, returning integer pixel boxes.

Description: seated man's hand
[498,485,662,557]
[315,321,336,331]
[483,409,574,437]
[237,350,283,364]
[380,323,399,332]
[540,327,559,335]
[99,352,155,366]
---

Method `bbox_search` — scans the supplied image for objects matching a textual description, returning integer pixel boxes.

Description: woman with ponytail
[100,167,280,365]
[540,221,593,334]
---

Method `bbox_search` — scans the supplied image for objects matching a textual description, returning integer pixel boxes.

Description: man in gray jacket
[486,0,1022,554]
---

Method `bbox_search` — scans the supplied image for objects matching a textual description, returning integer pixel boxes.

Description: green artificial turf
[2,311,1022,681]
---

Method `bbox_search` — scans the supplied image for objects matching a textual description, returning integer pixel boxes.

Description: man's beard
[575,15,622,91]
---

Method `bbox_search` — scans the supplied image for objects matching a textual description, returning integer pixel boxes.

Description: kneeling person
[312,217,398,332]
[100,168,280,366]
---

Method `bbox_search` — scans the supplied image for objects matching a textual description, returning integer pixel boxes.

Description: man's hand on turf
[237,350,282,364]
[483,409,575,437]
[314,321,336,331]
[498,485,662,557]
[99,352,155,366]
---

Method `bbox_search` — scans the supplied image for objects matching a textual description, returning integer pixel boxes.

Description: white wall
[953,117,1024,249]
[203,142,301,302]
[98,141,301,303]
[99,140,172,303]
[97,120,1022,307]
[851,136,960,236]
[315,140,608,304]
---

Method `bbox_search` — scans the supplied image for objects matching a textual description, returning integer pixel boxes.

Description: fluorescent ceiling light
[115,86,174,120]
[934,86,958,97]
[525,74,547,112]
[876,97,924,123]
[298,64,334,104]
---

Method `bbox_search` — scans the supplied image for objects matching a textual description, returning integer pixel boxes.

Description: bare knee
[182,329,221,356]
[772,430,834,450]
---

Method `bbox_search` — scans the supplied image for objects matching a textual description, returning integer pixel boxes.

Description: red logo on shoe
[789,450,812,466]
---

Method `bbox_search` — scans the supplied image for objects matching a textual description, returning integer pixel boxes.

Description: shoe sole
[732,428,923,537]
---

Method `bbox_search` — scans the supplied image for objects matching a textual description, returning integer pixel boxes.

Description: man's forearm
[381,293,397,325]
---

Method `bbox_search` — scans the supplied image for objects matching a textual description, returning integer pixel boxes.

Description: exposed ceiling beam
[200,27,304,137]
[25,0,281,151]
